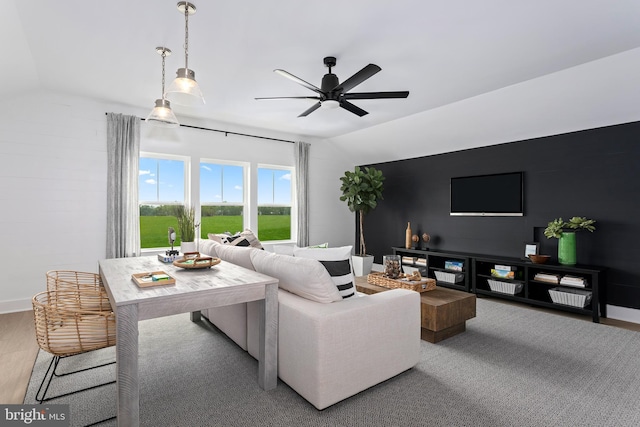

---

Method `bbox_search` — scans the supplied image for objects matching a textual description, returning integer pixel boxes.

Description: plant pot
[181,241,197,254]
[558,232,577,265]
[351,255,374,277]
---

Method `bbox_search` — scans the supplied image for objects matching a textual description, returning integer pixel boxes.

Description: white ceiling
[4,0,640,150]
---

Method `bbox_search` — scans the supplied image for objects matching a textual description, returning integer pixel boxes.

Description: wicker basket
[487,279,523,295]
[32,289,116,357]
[434,270,464,283]
[367,272,436,292]
[548,287,592,308]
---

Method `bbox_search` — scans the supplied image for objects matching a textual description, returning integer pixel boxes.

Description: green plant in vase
[174,205,199,253]
[544,217,596,265]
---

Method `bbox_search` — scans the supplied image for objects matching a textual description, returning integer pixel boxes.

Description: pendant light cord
[184,4,189,69]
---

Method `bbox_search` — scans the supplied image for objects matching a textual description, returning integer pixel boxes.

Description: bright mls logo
[0,405,69,426]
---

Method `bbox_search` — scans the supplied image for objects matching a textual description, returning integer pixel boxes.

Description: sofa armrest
[277,289,420,409]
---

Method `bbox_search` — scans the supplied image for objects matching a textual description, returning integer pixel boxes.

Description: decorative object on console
[523,242,539,260]
[339,166,384,275]
[165,2,205,106]
[411,234,419,248]
[405,222,412,249]
[421,233,431,249]
[544,217,596,265]
[145,47,179,128]
[528,254,550,264]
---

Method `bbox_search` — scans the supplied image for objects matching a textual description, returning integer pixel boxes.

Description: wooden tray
[131,271,176,288]
[172,252,221,269]
[367,271,436,292]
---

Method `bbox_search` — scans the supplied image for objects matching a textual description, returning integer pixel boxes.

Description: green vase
[558,232,577,265]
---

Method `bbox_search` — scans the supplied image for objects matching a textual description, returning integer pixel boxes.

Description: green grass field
[140,215,291,248]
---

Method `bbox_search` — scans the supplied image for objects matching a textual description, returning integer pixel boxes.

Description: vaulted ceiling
[4,1,640,162]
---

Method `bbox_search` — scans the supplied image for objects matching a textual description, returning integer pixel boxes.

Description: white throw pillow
[250,250,342,303]
[293,245,357,299]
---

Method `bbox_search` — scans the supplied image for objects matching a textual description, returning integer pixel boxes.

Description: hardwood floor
[0,310,39,404]
[1,302,639,405]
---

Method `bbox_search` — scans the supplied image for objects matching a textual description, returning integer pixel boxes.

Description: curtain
[106,113,140,258]
[295,141,310,246]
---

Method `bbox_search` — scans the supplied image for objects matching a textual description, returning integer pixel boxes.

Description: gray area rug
[24,298,640,426]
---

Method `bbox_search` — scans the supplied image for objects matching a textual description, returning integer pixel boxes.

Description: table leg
[258,282,278,390]
[116,304,139,427]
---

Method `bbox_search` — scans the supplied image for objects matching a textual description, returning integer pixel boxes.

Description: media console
[391,247,605,323]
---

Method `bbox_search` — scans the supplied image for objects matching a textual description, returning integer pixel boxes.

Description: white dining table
[98,256,278,427]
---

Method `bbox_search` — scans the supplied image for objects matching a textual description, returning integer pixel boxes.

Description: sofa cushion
[198,239,219,257]
[293,246,357,299]
[214,242,256,271]
[272,242,328,256]
[208,229,263,250]
[250,250,341,303]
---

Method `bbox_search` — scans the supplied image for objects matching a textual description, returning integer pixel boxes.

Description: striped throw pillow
[293,246,357,299]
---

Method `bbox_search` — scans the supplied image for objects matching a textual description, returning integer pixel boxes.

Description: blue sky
[139,158,291,205]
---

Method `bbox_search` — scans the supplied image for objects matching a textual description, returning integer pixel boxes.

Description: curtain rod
[105,113,295,144]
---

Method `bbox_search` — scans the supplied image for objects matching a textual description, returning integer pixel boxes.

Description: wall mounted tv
[450,172,524,216]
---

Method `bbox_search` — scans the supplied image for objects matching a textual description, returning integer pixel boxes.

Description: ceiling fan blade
[274,69,324,95]
[298,102,322,117]
[334,64,381,93]
[339,100,369,117]
[255,96,321,101]
[343,91,409,100]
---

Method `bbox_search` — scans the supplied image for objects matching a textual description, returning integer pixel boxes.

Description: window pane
[139,157,184,202]
[258,167,292,241]
[201,163,243,203]
[139,205,180,249]
[258,168,292,205]
[200,205,244,239]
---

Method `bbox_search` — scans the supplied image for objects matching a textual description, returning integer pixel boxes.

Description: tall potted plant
[175,205,198,253]
[340,166,385,276]
[544,216,596,265]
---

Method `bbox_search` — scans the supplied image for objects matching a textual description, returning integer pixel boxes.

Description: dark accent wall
[362,121,640,309]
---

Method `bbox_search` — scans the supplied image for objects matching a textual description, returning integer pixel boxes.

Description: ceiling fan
[255,56,409,117]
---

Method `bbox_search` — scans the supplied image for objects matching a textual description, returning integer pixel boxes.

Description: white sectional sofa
[198,239,421,410]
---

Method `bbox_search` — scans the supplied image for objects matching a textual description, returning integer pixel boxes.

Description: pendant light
[146,47,180,128]
[165,1,205,106]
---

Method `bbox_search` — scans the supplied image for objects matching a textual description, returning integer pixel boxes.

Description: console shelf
[390,247,605,322]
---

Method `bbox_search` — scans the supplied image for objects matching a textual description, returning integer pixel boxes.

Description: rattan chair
[32,286,116,405]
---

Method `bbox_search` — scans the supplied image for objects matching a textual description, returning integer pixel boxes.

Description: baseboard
[0,298,32,314]
[606,305,640,325]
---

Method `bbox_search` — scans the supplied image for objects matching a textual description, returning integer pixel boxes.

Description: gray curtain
[295,141,310,246]
[106,113,140,258]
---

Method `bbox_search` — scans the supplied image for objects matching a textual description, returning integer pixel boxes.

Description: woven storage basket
[367,272,436,292]
[32,289,116,357]
[487,279,523,295]
[548,287,592,308]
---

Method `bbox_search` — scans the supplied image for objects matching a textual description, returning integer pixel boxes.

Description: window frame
[256,164,295,243]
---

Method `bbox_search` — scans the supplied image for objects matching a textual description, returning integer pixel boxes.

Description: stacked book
[559,275,587,288]
[534,272,560,284]
[491,264,516,279]
[401,256,415,265]
[415,258,427,266]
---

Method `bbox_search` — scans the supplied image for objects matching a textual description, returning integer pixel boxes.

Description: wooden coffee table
[355,276,476,343]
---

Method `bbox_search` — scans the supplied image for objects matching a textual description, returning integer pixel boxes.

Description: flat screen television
[450,172,524,216]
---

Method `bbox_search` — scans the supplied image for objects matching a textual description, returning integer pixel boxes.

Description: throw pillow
[293,245,357,299]
[208,229,264,250]
[213,242,256,271]
[250,250,342,303]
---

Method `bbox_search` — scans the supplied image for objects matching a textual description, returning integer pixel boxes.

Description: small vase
[405,222,412,249]
[558,232,577,265]
[181,241,197,254]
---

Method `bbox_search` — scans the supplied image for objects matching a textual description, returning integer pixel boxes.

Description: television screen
[450,172,523,216]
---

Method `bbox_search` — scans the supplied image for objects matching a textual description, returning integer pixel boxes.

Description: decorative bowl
[528,254,550,264]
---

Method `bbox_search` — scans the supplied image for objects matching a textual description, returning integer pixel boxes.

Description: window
[257,166,293,241]
[200,161,246,238]
[139,155,188,249]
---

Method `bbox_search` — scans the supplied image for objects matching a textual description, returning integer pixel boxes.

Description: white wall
[0,89,355,313]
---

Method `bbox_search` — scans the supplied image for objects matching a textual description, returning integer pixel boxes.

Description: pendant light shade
[165,2,205,106]
[146,47,180,128]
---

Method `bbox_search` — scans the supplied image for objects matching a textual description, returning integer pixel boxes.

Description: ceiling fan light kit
[256,56,409,117]
[146,47,180,128]
[165,1,205,106]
